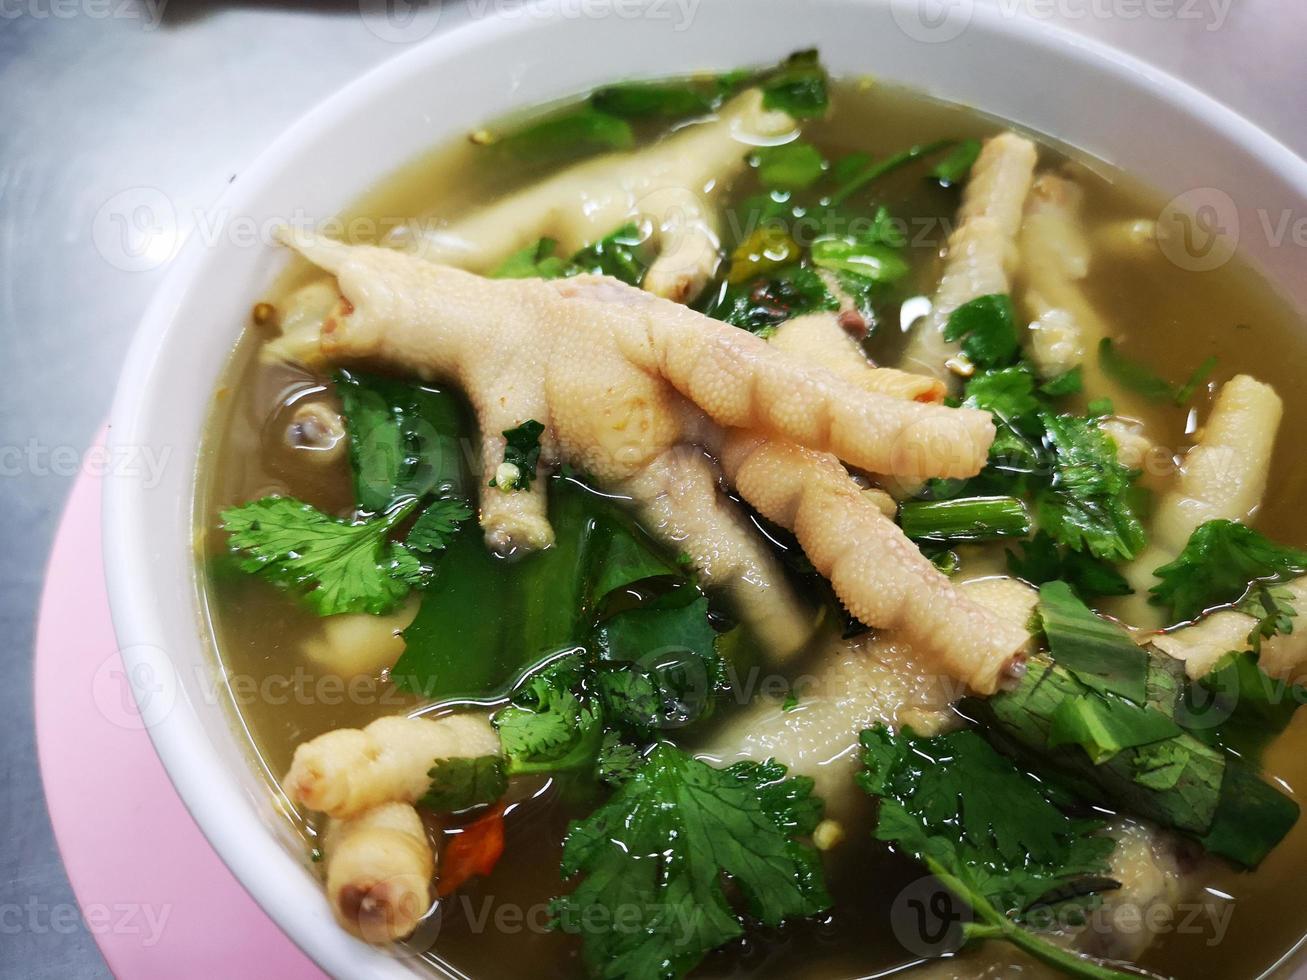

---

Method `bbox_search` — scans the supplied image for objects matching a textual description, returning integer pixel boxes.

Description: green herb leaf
[1174,355,1218,405]
[491,419,546,491]
[1150,520,1307,623]
[942,294,1021,370]
[1037,581,1148,703]
[569,223,651,286]
[495,106,634,164]
[857,726,1138,979]
[491,238,572,279]
[1006,532,1133,600]
[1238,583,1299,653]
[753,141,826,190]
[828,138,952,206]
[1040,366,1084,397]
[1047,693,1181,764]
[703,264,837,335]
[405,498,474,554]
[334,370,471,512]
[1097,338,1177,403]
[420,755,507,812]
[590,81,719,119]
[221,496,420,616]
[394,478,695,700]
[553,744,830,980]
[1037,411,1145,562]
[759,49,828,119]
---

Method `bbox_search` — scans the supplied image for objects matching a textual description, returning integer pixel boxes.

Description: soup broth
[199,75,1307,980]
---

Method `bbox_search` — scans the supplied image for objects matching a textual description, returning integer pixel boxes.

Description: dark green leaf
[828,138,952,206]
[1151,520,1307,623]
[491,238,572,279]
[759,49,828,119]
[420,756,507,812]
[942,294,1021,369]
[590,81,719,118]
[334,371,471,512]
[703,264,837,335]
[553,744,830,980]
[495,106,634,164]
[1037,581,1148,703]
[1040,367,1084,397]
[1037,411,1145,562]
[490,419,546,491]
[569,223,651,286]
[1047,693,1181,764]
[220,496,420,616]
[753,141,826,189]
[405,498,474,554]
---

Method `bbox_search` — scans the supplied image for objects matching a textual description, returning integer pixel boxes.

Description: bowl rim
[102,2,1307,977]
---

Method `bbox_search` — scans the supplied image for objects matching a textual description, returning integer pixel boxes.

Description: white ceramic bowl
[103,1,1307,976]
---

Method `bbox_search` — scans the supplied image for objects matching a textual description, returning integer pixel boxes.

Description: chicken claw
[275,231,1012,683]
[403,88,796,304]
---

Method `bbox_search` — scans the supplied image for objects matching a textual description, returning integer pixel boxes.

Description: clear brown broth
[198,78,1307,979]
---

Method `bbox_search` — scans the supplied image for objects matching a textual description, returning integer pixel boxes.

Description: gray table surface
[0,1,1302,976]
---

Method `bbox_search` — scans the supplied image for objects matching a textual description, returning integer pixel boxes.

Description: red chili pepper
[436,802,506,897]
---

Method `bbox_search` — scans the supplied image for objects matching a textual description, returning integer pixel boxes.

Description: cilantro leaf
[492,225,650,286]
[595,732,643,786]
[759,49,828,119]
[703,264,837,335]
[496,674,604,772]
[1238,583,1299,652]
[942,294,1021,370]
[1006,532,1133,600]
[420,755,507,812]
[1036,411,1145,562]
[857,725,1133,980]
[220,496,420,616]
[553,744,830,980]
[1150,519,1307,623]
[569,223,650,286]
[490,419,546,492]
[405,498,474,554]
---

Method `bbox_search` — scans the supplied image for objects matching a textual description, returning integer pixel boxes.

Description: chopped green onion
[899,495,1031,543]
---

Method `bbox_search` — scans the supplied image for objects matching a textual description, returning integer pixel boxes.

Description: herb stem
[925,857,1143,980]
[828,139,952,205]
[899,495,1031,543]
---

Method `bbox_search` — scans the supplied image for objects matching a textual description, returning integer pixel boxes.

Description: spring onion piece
[929,138,982,187]
[828,139,952,206]
[900,495,1031,543]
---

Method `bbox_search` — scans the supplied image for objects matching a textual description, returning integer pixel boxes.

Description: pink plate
[33,429,326,979]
